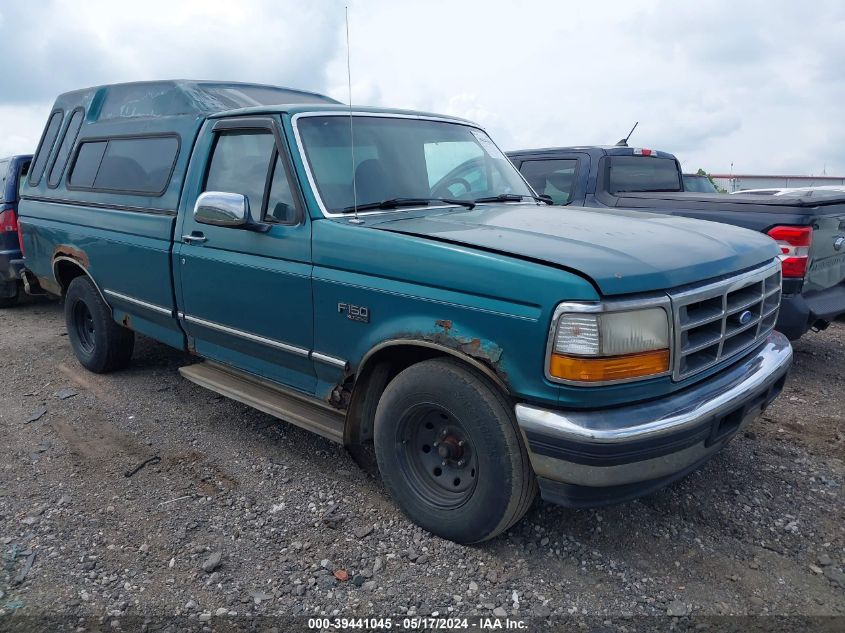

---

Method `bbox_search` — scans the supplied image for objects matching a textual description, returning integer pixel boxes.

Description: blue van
[1,154,32,307]
[18,81,792,542]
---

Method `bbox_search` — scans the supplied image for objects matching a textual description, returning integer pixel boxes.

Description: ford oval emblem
[738,310,754,325]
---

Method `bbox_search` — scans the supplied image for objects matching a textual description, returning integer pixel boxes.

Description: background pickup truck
[507,146,845,340]
[19,80,791,543]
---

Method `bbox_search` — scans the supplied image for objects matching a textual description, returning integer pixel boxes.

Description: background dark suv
[1,154,32,307]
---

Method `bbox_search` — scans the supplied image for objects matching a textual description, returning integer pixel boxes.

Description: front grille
[669,260,782,381]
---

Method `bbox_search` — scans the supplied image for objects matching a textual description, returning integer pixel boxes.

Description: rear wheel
[65,275,134,373]
[374,358,536,543]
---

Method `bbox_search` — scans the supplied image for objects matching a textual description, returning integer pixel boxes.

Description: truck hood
[366,204,780,295]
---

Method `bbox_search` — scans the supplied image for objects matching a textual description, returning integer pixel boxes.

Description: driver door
[174,117,315,394]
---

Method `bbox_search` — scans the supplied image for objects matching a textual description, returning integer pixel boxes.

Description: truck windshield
[607,156,682,194]
[297,115,533,214]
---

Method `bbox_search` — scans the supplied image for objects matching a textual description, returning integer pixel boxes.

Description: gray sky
[2,0,843,175]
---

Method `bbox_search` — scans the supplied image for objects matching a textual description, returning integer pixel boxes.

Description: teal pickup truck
[19,81,793,543]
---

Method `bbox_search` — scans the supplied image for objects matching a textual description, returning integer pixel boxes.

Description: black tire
[374,358,537,543]
[64,275,134,373]
[0,282,18,308]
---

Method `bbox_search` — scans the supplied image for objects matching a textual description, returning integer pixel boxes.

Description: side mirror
[194,192,250,228]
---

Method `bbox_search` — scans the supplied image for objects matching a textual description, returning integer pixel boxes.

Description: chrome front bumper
[515,331,793,507]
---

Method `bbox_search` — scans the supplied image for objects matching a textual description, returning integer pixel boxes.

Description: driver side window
[204,132,275,215]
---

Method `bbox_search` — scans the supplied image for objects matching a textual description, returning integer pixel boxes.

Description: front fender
[311,278,573,409]
[309,219,601,408]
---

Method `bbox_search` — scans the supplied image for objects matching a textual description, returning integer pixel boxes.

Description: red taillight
[0,209,23,255]
[767,225,812,278]
[0,208,17,233]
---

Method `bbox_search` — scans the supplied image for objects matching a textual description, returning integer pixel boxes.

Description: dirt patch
[160,450,239,496]
[48,416,144,465]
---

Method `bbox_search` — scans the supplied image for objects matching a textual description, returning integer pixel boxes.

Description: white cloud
[0,103,52,159]
[1,0,843,175]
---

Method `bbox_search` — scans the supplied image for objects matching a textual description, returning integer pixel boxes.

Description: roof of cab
[52,80,341,121]
[208,102,478,126]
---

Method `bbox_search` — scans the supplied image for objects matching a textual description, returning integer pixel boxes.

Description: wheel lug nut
[441,460,447,467]
[458,440,465,447]
[457,460,465,467]
[433,441,439,447]
[440,429,448,437]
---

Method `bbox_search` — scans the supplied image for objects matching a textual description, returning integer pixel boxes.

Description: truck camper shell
[26,80,339,212]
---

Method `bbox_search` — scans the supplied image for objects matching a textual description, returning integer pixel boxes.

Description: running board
[178,361,345,443]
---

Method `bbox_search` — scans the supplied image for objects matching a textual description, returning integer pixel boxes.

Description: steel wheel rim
[73,300,96,354]
[395,403,479,509]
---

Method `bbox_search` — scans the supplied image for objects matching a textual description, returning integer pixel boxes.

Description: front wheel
[374,358,536,543]
[65,275,134,373]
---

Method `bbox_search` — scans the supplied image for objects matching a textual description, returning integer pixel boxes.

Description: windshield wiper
[472,193,551,205]
[339,197,475,214]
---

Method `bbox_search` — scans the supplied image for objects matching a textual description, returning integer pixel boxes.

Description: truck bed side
[602,191,845,296]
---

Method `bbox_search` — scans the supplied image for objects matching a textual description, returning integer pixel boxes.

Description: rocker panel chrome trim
[103,289,173,316]
[181,314,310,357]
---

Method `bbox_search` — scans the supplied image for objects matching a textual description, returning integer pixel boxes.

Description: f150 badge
[338,302,370,323]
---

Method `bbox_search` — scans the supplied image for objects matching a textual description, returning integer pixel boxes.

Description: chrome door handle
[182,233,207,244]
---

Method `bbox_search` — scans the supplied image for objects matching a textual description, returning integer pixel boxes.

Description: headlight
[548,306,670,383]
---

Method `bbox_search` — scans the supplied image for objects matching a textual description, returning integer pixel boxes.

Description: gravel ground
[0,297,843,628]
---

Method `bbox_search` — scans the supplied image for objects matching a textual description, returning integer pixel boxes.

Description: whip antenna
[615,121,639,147]
[345,6,361,224]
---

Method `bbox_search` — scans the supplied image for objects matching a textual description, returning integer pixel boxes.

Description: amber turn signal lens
[549,349,670,382]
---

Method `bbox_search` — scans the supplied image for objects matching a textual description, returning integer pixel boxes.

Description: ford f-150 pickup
[18,81,792,542]
[507,146,845,340]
